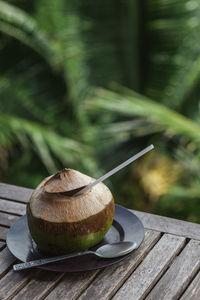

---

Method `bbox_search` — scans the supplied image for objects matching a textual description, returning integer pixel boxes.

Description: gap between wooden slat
[0,197,29,205]
[180,269,200,300]
[0,247,16,280]
[71,269,105,300]
[0,241,5,251]
[175,242,200,300]
[178,268,200,300]
[35,273,66,300]
[11,271,65,300]
[39,270,101,300]
[2,269,63,300]
[0,197,28,204]
[0,224,10,229]
[0,211,22,218]
[0,269,39,300]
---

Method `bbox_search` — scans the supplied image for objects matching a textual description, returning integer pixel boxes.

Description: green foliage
[0,0,98,187]
[0,0,55,65]
[1,0,200,223]
[88,88,200,145]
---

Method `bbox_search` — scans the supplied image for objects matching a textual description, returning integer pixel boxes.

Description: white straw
[74,144,154,197]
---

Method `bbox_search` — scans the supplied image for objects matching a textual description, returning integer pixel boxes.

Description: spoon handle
[13,250,92,271]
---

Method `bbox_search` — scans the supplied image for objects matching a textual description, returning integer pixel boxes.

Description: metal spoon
[13,241,137,271]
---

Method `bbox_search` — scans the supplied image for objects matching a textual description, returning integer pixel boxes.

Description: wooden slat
[146,239,200,300]
[0,226,8,241]
[0,211,18,227]
[0,247,16,278]
[0,183,32,203]
[113,234,185,300]
[78,230,161,300]
[133,210,200,241]
[0,199,26,215]
[0,268,35,300]
[45,270,100,300]
[11,270,64,300]
[181,271,200,300]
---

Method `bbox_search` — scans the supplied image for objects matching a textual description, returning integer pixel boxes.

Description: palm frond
[88,88,200,146]
[144,0,200,110]
[0,0,58,66]
[35,0,90,113]
[0,114,88,173]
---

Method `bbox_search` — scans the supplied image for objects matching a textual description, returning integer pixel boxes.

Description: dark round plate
[6,204,144,272]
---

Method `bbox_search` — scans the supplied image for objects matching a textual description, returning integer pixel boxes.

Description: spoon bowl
[95,241,137,258]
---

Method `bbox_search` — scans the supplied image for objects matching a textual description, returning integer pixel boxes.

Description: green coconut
[27,168,115,255]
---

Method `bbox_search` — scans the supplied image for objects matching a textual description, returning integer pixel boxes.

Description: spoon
[13,241,137,271]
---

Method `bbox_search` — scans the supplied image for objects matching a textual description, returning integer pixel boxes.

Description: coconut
[27,168,115,255]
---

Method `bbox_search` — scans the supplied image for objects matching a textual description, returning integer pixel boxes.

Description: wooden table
[1,183,200,300]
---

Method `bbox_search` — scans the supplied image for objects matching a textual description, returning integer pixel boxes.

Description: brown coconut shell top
[29,168,113,223]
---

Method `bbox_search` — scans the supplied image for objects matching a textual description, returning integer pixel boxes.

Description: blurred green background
[1,0,200,223]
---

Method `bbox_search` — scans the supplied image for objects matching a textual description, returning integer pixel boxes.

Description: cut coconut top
[43,168,93,194]
[29,169,113,223]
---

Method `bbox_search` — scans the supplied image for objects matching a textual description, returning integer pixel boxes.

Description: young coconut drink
[27,168,115,255]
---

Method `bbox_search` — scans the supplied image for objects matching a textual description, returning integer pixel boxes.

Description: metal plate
[6,205,144,272]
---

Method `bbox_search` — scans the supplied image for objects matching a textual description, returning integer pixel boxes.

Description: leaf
[0,114,88,173]
[144,0,200,110]
[0,0,58,67]
[88,88,200,145]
